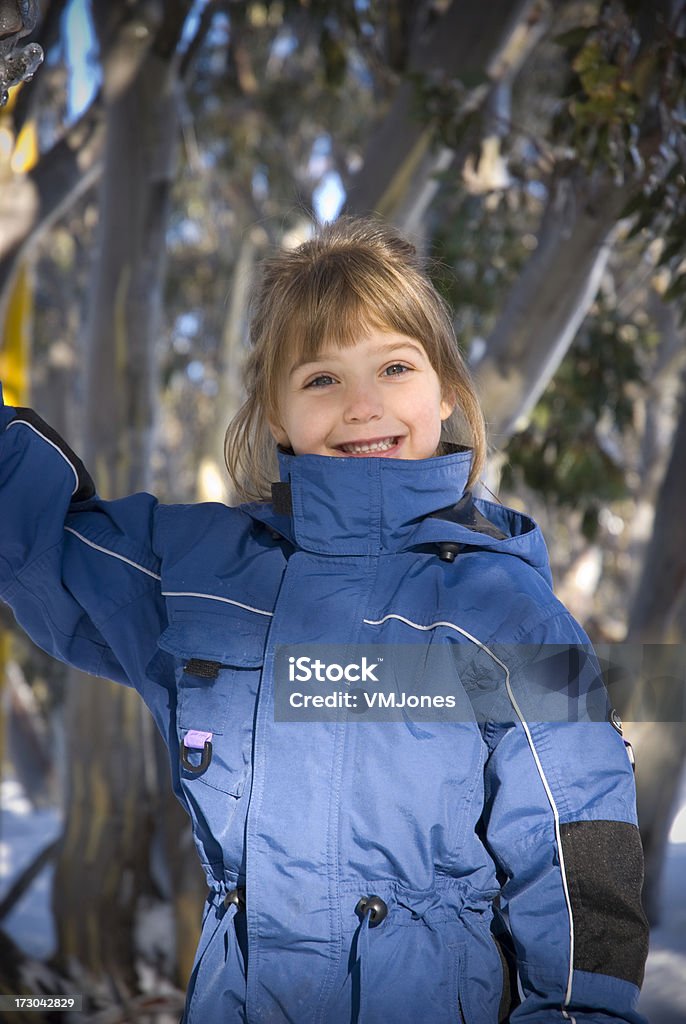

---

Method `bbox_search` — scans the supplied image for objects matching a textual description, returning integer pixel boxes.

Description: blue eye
[305,374,336,388]
[384,364,410,376]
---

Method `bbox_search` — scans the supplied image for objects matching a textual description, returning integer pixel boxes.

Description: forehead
[277,306,381,364]
[270,253,438,376]
[287,331,429,373]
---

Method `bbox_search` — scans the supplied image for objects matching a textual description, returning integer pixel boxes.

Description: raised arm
[481,612,649,1023]
[0,384,168,699]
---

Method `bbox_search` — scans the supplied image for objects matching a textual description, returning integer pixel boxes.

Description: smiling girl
[0,217,648,1023]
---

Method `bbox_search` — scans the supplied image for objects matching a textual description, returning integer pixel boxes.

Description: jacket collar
[243,448,553,583]
[248,446,474,556]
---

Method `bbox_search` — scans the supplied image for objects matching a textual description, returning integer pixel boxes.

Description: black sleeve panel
[560,819,650,987]
[12,407,96,503]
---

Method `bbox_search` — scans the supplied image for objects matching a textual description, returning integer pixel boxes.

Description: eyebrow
[289,340,426,377]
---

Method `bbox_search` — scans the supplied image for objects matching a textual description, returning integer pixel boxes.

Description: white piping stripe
[64,527,161,580]
[365,613,485,647]
[8,419,79,495]
[162,591,273,617]
[364,612,576,1008]
[63,533,273,617]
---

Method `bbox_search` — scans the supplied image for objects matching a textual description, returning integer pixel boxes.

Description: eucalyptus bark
[622,374,686,922]
[51,4,195,990]
[472,167,633,442]
[200,227,261,504]
[467,0,673,445]
[0,99,105,324]
[627,375,686,642]
[345,0,536,224]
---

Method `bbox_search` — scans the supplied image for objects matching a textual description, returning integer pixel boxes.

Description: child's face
[269,329,455,460]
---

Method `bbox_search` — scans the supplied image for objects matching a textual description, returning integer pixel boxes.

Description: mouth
[334,436,401,456]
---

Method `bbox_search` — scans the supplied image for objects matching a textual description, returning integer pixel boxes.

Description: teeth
[340,437,396,454]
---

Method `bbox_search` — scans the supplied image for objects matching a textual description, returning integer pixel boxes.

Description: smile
[337,437,398,454]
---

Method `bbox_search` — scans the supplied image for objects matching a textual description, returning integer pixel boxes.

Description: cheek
[411,394,445,432]
[284,403,330,452]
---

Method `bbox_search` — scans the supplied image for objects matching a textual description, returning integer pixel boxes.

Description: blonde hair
[225,216,486,501]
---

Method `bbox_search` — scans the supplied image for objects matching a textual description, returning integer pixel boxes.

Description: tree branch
[473,167,634,442]
[0,838,60,922]
[179,0,223,81]
[0,0,195,317]
[345,0,536,221]
[0,94,105,309]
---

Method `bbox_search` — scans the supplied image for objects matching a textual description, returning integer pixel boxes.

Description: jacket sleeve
[0,384,169,702]
[480,611,650,1024]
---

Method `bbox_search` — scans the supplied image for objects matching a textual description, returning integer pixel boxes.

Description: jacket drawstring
[354,908,372,1023]
[222,888,248,977]
[353,895,388,1022]
[183,894,241,1023]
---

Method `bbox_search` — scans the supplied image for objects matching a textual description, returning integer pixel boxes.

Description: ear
[268,417,290,447]
[439,389,457,422]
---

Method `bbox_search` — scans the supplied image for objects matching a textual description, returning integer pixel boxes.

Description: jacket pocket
[158,610,269,798]
[452,938,505,1024]
[352,918,478,1024]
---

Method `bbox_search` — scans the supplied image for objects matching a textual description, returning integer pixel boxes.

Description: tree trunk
[472,167,633,443]
[627,373,686,642]
[199,226,261,504]
[622,371,686,922]
[51,7,190,991]
[345,0,536,223]
[0,98,105,324]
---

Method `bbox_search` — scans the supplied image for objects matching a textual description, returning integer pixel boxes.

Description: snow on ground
[0,777,60,958]
[2,774,686,1022]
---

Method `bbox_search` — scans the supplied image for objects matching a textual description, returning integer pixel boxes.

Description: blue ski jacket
[0,388,649,1024]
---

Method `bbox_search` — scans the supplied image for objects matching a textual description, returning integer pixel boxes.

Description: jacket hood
[244,447,553,587]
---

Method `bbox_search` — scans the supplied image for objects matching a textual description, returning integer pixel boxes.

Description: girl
[0,217,648,1023]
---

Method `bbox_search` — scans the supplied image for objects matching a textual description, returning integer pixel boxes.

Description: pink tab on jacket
[183,729,213,749]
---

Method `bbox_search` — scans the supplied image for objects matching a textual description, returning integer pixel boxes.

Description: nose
[343,380,383,424]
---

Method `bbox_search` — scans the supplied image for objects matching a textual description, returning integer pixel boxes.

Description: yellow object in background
[11,116,39,174]
[0,81,37,407]
[0,263,32,406]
